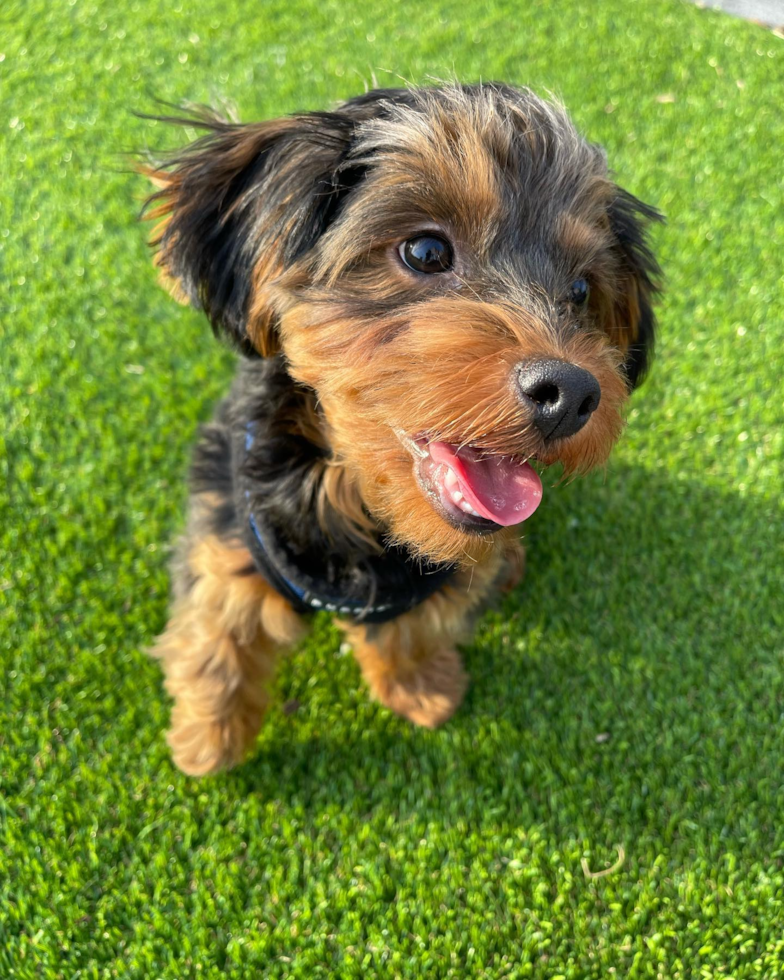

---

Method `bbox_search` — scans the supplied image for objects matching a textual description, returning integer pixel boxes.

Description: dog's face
[146,85,661,564]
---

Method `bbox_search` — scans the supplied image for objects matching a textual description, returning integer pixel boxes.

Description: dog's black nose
[515,358,601,440]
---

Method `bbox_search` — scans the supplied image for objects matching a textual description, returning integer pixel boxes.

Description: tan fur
[248,252,286,357]
[277,296,626,565]
[315,459,380,553]
[151,529,305,775]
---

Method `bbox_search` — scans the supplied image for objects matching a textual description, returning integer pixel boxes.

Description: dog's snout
[515,358,601,441]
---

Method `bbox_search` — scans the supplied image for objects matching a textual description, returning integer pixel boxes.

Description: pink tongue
[429,442,543,526]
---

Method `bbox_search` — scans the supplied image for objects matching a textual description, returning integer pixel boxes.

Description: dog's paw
[375,648,468,729]
[166,709,258,777]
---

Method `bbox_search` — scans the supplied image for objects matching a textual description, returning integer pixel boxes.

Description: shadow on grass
[228,461,783,858]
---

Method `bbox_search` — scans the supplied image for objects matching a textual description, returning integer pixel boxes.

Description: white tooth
[445,468,458,490]
[451,490,464,504]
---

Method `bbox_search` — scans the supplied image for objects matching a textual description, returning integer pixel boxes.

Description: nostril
[578,393,597,418]
[528,382,560,407]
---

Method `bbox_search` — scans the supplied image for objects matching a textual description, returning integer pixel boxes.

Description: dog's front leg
[151,514,305,776]
[340,553,511,729]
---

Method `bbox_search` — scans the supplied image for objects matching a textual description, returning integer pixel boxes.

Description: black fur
[189,358,329,550]
[608,188,664,389]
[142,90,420,354]
[144,110,356,352]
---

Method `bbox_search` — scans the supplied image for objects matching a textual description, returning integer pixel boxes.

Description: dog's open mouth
[401,435,543,532]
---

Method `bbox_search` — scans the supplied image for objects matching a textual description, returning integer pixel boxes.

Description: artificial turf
[2,0,784,975]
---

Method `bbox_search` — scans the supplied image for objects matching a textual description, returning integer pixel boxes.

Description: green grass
[2,0,783,975]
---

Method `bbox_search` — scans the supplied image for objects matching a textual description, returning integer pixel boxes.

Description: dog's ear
[142,108,358,356]
[605,188,663,389]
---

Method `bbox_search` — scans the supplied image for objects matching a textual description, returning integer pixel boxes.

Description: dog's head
[144,84,661,565]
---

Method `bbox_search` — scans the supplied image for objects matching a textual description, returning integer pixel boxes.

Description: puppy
[142,83,661,776]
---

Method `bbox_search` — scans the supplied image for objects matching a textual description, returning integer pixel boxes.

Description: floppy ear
[606,188,663,389]
[141,107,359,357]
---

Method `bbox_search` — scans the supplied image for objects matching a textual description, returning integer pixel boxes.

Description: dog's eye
[399,236,453,274]
[569,278,590,306]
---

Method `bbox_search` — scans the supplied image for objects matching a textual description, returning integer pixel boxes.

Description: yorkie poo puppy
[142,83,661,776]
